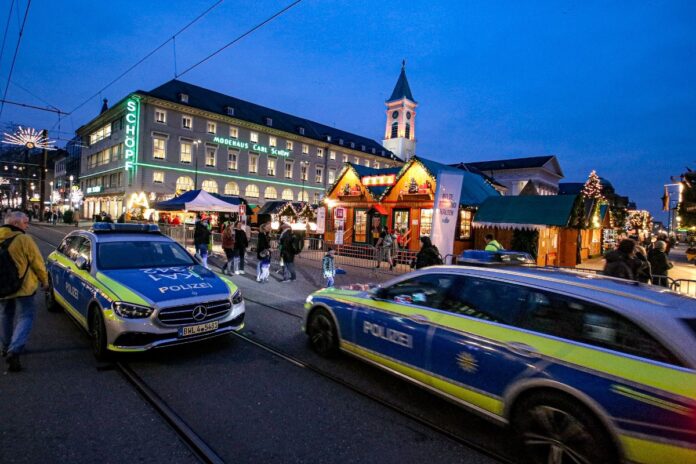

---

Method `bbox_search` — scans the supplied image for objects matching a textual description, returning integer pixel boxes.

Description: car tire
[90,308,110,362]
[45,275,62,313]
[307,308,339,357]
[512,391,618,464]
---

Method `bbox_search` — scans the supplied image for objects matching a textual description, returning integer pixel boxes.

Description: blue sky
[1,0,694,220]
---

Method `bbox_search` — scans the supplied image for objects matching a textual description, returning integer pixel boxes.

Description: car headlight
[231,290,243,305]
[112,301,154,318]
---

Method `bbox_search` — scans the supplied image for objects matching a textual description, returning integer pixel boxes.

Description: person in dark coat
[648,240,673,287]
[413,236,443,269]
[256,222,272,282]
[193,217,212,268]
[634,245,652,284]
[233,221,249,275]
[279,223,297,282]
[604,239,641,281]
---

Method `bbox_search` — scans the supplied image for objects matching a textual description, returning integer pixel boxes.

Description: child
[259,250,271,283]
[322,248,336,287]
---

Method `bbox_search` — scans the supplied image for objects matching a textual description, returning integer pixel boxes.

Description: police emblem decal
[456,352,478,373]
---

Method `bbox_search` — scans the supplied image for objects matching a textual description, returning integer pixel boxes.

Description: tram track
[30,225,513,464]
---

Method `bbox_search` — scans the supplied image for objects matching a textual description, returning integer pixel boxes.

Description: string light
[2,126,56,150]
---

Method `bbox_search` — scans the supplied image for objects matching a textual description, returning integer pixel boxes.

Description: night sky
[1,0,694,220]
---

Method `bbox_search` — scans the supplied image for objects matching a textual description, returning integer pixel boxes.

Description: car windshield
[97,240,195,270]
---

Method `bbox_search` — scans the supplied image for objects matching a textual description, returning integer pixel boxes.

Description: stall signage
[334,207,346,219]
[431,171,464,263]
[361,174,395,186]
[124,95,141,172]
[212,136,291,157]
[316,207,326,234]
[86,186,102,194]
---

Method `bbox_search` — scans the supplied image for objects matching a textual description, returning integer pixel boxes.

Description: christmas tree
[581,170,604,200]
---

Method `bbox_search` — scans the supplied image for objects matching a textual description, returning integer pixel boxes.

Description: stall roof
[473,194,578,230]
[412,157,500,206]
[257,200,295,216]
[155,189,239,212]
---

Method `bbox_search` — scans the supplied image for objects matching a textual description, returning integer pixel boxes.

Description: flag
[662,186,670,211]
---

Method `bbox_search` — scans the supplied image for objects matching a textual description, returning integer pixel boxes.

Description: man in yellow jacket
[0,211,48,372]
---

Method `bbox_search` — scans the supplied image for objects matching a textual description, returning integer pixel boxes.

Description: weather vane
[2,126,56,150]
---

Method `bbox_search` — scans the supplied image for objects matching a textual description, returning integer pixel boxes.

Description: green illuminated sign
[124,96,141,173]
[213,136,291,157]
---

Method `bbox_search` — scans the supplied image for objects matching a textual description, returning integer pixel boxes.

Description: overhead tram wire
[0,0,31,119]
[0,0,16,70]
[67,0,224,116]
[176,0,303,78]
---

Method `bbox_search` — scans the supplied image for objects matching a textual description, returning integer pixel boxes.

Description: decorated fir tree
[581,170,604,200]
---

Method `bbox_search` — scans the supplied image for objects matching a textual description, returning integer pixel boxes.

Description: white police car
[46,223,244,359]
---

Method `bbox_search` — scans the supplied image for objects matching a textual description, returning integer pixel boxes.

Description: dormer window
[325,135,332,142]
[338,138,344,145]
[265,117,273,126]
[225,106,235,116]
[298,126,305,135]
[350,142,355,149]
[361,144,366,151]
[178,93,189,103]
[371,148,376,154]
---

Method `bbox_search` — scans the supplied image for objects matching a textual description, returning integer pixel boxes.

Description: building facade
[382,62,417,161]
[461,155,564,196]
[77,79,402,219]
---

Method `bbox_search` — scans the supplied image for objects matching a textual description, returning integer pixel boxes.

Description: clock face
[392,111,399,119]
[406,111,412,120]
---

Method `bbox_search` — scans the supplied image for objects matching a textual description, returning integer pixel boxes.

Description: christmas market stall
[256,200,298,230]
[154,189,241,227]
[472,194,585,266]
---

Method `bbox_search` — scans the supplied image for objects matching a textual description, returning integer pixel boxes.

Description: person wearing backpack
[0,211,48,372]
[279,223,297,282]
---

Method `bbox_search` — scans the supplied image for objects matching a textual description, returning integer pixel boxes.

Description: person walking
[221,222,236,275]
[413,236,443,269]
[374,226,394,270]
[322,248,336,287]
[648,240,673,287]
[484,234,504,252]
[193,216,212,269]
[634,244,652,284]
[256,222,272,283]
[0,211,48,372]
[604,239,640,281]
[279,223,297,282]
[233,221,249,275]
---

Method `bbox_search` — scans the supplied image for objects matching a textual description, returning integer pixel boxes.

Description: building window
[180,141,192,163]
[350,142,355,149]
[355,157,360,164]
[178,93,189,103]
[201,180,218,193]
[249,153,258,174]
[155,109,166,124]
[300,163,308,181]
[267,158,276,176]
[298,127,305,135]
[269,136,277,147]
[176,176,194,193]
[224,181,239,195]
[281,188,293,200]
[317,148,324,158]
[419,209,433,237]
[329,150,336,160]
[230,126,238,138]
[298,191,309,202]
[227,149,238,170]
[374,161,380,168]
[338,138,344,145]
[391,122,398,138]
[89,123,111,145]
[265,117,273,126]
[361,145,366,151]
[226,106,234,116]
[302,144,309,155]
[354,209,367,243]
[313,192,321,204]
[205,145,216,167]
[459,209,473,240]
[250,131,259,143]
[245,184,259,198]
[328,168,336,184]
[286,140,294,150]
[285,161,293,179]
[207,121,216,134]
[153,171,164,184]
[182,116,192,130]
[363,159,370,167]
[153,137,166,160]
[342,154,348,163]
[315,166,323,183]
[264,186,278,199]
[405,123,411,139]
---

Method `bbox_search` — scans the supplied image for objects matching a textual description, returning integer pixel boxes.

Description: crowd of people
[604,237,674,287]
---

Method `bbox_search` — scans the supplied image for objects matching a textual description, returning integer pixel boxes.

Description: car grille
[157,299,232,326]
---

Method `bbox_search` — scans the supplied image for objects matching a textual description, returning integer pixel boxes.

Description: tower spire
[382,62,418,161]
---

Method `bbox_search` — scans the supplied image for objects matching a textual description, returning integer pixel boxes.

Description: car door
[68,237,94,319]
[51,236,81,303]
[428,276,540,411]
[353,273,457,379]
[61,236,85,311]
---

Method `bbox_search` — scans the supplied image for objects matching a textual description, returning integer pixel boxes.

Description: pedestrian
[648,240,673,287]
[413,236,443,269]
[634,244,652,284]
[322,248,336,287]
[279,223,297,282]
[51,210,58,226]
[193,216,212,269]
[484,234,504,252]
[221,222,236,275]
[233,221,249,275]
[374,226,394,270]
[256,222,272,283]
[603,239,640,281]
[0,211,48,372]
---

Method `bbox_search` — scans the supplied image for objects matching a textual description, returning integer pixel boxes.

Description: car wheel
[90,309,110,361]
[45,275,61,313]
[307,308,339,357]
[512,392,618,464]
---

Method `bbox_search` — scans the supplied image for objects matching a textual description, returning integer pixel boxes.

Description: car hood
[97,265,233,306]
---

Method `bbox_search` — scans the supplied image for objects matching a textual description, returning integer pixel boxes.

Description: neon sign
[213,136,291,157]
[124,96,141,172]
[362,174,395,186]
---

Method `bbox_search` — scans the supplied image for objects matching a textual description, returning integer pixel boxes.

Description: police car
[304,266,696,464]
[46,224,244,359]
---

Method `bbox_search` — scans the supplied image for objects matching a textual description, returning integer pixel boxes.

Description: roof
[473,194,578,229]
[387,63,416,103]
[464,155,556,172]
[144,80,397,161]
[414,157,500,206]
[257,200,295,216]
[351,164,402,198]
[558,182,584,195]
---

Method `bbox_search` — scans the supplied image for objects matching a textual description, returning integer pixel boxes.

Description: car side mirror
[371,287,387,300]
[75,256,90,271]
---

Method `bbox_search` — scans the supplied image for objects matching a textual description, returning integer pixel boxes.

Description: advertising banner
[335,219,345,245]
[431,171,464,263]
[316,207,326,234]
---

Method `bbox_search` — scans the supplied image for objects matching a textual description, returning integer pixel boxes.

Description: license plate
[178,320,219,337]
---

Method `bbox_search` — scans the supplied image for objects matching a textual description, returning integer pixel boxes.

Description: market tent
[154,189,238,212]
[473,195,578,230]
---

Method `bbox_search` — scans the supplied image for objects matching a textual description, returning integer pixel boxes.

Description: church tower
[382,61,417,161]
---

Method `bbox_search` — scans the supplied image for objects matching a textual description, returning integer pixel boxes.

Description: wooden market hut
[324,156,499,252]
[472,194,585,267]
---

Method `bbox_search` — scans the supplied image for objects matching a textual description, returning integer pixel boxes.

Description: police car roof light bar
[90,223,161,234]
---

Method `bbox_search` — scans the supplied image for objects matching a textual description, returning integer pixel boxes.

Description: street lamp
[193,139,201,189]
[49,181,54,217]
[300,160,308,202]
